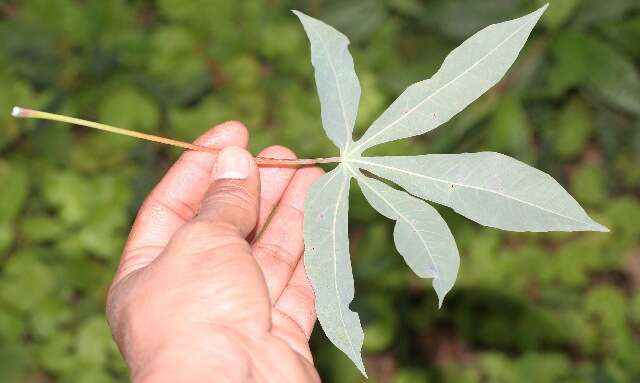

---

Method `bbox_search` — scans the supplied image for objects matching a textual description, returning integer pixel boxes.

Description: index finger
[252,166,324,302]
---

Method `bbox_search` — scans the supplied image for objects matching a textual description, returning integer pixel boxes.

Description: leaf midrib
[328,167,359,359]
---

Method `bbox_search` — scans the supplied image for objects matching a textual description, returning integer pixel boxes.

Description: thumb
[196,146,260,237]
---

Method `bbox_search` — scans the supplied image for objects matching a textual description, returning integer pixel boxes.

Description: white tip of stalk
[11,106,24,117]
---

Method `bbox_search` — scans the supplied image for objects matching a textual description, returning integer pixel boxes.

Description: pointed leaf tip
[531,3,549,21]
[592,222,610,233]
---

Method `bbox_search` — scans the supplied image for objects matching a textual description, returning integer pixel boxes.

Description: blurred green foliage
[0,0,639,381]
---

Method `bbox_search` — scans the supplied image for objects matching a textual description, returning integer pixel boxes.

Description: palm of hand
[107,121,322,382]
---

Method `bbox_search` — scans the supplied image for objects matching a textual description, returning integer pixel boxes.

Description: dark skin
[106,121,323,382]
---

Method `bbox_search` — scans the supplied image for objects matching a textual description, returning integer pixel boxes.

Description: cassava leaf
[302,166,366,375]
[297,4,609,376]
[293,11,361,153]
[352,168,459,306]
[549,32,640,116]
[348,5,547,155]
[353,153,608,232]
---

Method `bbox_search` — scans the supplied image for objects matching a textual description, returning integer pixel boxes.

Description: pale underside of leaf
[353,153,608,232]
[349,4,548,155]
[350,167,459,307]
[296,4,565,377]
[294,10,360,153]
[302,166,366,375]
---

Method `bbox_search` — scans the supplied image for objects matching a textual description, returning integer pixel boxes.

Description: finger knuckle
[203,183,258,212]
[176,219,236,241]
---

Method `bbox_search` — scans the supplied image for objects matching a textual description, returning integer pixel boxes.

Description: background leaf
[0,162,29,224]
[551,97,594,160]
[486,95,533,161]
[548,32,640,116]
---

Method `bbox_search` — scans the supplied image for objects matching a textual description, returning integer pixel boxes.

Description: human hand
[106,121,323,382]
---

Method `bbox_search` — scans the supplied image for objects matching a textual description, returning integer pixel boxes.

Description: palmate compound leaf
[298,4,605,376]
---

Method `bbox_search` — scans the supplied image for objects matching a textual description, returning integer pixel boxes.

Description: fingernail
[214,147,251,180]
